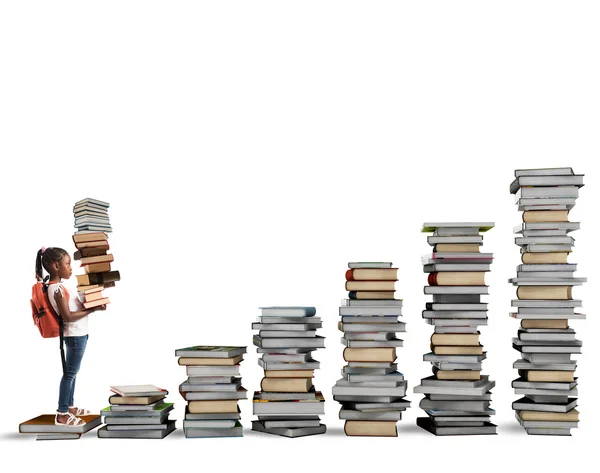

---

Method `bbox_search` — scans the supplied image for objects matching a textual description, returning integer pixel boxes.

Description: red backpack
[31,280,62,338]
[31,279,67,373]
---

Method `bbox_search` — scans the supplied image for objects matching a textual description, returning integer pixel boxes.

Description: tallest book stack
[72,198,120,303]
[509,168,586,436]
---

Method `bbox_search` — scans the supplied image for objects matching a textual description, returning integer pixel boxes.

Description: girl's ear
[50,260,61,273]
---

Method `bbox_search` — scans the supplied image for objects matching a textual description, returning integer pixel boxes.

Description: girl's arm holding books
[54,287,105,322]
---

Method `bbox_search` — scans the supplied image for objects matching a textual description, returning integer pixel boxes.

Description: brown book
[77,284,104,294]
[83,262,112,274]
[80,254,114,265]
[344,420,397,437]
[434,369,481,380]
[83,291,105,302]
[435,244,480,253]
[517,286,572,300]
[343,347,396,362]
[109,394,166,405]
[76,271,120,286]
[19,414,101,433]
[431,333,480,346]
[177,355,243,366]
[521,319,568,329]
[74,247,108,260]
[432,345,484,355]
[72,232,108,243]
[429,272,486,286]
[82,297,109,309]
[350,291,396,299]
[519,409,579,422]
[75,240,110,250]
[260,378,313,393]
[346,268,398,281]
[188,400,239,414]
[522,252,569,264]
[521,370,575,383]
[264,370,314,378]
[523,210,569,223]
[346,281,396,291]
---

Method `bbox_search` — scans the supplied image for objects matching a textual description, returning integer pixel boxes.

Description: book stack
[19,415,101,440]
[415,223,497,436]
[332,262,409,437]
[176,346,247,438]
[97,385,176,438]
[252,306,326,437]
[72,198,120,306]
[509,167,586,436]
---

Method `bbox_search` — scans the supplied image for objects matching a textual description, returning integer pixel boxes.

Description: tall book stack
[509,167,586,436]
[332,262,409,437]
[97,385,176,439]
[252,306,326,437]
[415,223,497,436]
[72,198,120,305]
[176,346,247,438]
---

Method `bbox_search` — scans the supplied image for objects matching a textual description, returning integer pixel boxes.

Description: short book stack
[176,346,247,438]
[98,385,176,439]
[415,223,497,435]
[332,262,409,437]
[252,306,326,437]
[72,198,120,305]
[19,415,101,440]
[509,167,586,435]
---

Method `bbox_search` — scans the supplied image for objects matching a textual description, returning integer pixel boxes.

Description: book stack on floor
[509,167,586,436]
[176,346,247,438]
[19,415,102,440]
[415,223,497,436]
[252,306,326,437]
[332,262,409,437]
[98,385,175,439]
[72,198,120,306]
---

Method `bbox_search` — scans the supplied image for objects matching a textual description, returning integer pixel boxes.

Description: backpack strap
[47,281,68,376]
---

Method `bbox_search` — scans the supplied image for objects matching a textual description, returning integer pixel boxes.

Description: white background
[0,1,598,472]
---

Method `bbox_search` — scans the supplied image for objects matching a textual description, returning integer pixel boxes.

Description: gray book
[344,332,397,341]
[336,378,404,389]
[518,307,575,315]
[424,286,489,295]
[180,380,241,392]
[431,415,491,422]
[343,400,410,411]
[516,271,575,278]
[423,353,486,363]
[514,387,578,397]
[414,380,495,396]
[422,254,493,265]
[433,421,486,427]
[107,401,165,412]
[182,419,237,429]
[343,365,397,375]
[432,361,483,370]
[259,330,317,338]
[261,352,312,362]
[527,394,570,403]
[514,167,574,177]
[186,365,240,376]
[433,326,480,334]
[428,236,483,245]
[510,175,584,194]
[428,393,492,401]
[256,347,314,354]
[343,298,403,307]
[422,311,488,319]
[333,395,406,403]
[423,264,491,273]
[512,378,577,390]
[513,360,575,371]
[425,409,496,417]
[520,244,574,253]
[339,407,402,421]
[252,323,322,331]
[259,416,321,428]
[518,331,575,342]
[417,417,496,435]
[522,353,573,363]
[36,433,81,440]
[347,361,395,368]
[343,372,404,383]
[425,303,488,311]
[183,388,247,401]
[253,335,325,349]
[185,410,241,421]
[512,397,577,413]
[251,421,326,438]
[174,346,247,358]
[509,277,585,285]
[420,399,489,411]
[257,358,320,370]
[422,222,494,232]
[340,337,404,348]
[525,427,571,436]
[514,185,578,198]
[333,380,407,397]
[341,322,406,332]
[341,315,401,324]
[511,299,582,308]
[514,222,580,233]
[187,376,236,385]
[184,421,243,438]
[106,423,173,431]
[103,415,170,425]
[426,318,487,327]
[348,262,392,269]
[257,391,317,401]
[98,421,176,439]
[252,398,325,416]
[260,307,316,317]
[519,229,569,237]
[422,375,489,389]
[510,312,586,320]
[101,404,174,417]
[339,306,403,316]
[432,294,481,303]
[257,316,322,324]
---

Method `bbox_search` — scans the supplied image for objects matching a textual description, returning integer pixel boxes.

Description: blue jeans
[57,335,88,413]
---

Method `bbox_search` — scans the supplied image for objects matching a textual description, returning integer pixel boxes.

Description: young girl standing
[35,247,105,426]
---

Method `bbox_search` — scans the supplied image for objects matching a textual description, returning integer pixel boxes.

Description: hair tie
[41,247,46,254]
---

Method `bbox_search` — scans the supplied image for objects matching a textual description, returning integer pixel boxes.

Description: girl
[35,247,105,426]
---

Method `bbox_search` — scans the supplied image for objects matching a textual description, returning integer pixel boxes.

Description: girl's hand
[93,305,107,312]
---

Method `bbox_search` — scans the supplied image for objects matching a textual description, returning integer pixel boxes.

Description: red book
[428,273,438,286]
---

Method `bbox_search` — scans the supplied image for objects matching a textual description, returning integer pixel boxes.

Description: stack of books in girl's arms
[415,223,497,436]
[176,346,247,438]
[97,385,175,439]
[252,306,326,437]
[333,262,410,437]
[509,168,585,436]
[72,198,120,307]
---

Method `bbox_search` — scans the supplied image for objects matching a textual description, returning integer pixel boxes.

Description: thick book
[346,268,398,280]
[344,420,397,437]
[260,377,313,393]
[343,347,396,362]
[428,272,486,286]
[184,421,243,438]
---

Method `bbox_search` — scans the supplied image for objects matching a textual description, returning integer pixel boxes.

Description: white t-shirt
[47,282,89,337]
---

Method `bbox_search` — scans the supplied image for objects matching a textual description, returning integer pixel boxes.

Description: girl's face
[53,255,73,280]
